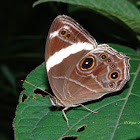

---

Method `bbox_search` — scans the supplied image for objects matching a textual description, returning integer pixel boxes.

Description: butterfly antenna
[21,80,53,97]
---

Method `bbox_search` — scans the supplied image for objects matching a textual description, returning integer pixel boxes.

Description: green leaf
[33,0,140,35]
[13,44,140,140]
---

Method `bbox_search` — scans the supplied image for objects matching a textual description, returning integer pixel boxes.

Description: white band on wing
[46,42,94,72]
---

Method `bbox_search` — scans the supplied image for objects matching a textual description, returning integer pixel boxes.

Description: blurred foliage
[1,0,140,140]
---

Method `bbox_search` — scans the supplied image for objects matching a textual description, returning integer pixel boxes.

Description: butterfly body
[45,15,130,128]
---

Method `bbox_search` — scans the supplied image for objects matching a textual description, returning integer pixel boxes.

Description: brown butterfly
[45,15,130,128]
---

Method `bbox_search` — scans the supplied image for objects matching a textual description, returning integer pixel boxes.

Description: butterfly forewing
[45,15,98,107]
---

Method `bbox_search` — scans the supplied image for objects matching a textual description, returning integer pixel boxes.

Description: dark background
[0,0,139,140]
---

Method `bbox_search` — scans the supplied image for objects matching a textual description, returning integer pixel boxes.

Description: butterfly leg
[62,107,69,129]
[79,104,98,113]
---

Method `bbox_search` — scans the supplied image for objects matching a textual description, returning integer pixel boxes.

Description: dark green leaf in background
[13,44,140,140]
[33,0,140,40]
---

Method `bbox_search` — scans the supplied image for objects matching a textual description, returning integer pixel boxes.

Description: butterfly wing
[45,15,97,106]
[63,44,130,106]
[45,15,97,62]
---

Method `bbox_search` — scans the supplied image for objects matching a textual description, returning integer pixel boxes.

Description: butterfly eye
[80,56,95,71]
[109,71,120,81]
[110,63,116,69]
[108,82,115,89]
[59,29,67,36]
[100,54,108,61]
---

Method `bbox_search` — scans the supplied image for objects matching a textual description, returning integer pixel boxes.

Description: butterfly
[45,15,130,128]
